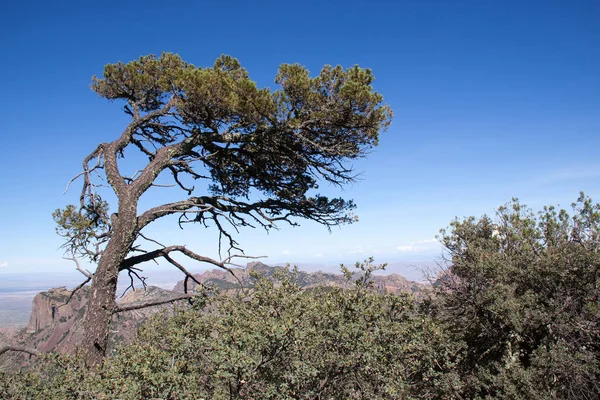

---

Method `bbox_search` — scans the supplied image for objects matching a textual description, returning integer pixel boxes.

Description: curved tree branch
[115,293,200,313]
[121,245,239,275]
[0,346,39,357]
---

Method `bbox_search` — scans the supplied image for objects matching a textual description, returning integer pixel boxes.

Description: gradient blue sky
[0,0,599,279]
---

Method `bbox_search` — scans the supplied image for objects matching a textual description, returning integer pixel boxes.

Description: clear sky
[0,0,598,280]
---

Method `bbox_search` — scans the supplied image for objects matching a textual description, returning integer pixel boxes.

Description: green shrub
[436,194,600,399]
[1,261,461,399]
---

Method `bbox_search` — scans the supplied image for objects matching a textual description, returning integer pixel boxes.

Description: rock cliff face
[1,285,182,370]
[23,286,88,353]
[373,273,428,296]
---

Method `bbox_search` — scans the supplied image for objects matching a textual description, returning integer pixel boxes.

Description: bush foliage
[2,194,599,399]
[436,193,600,399]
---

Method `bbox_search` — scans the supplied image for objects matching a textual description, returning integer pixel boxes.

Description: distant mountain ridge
[1,262,429,370]
[172,261,428,296]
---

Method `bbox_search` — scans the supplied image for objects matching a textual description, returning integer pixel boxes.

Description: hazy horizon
[0,258,435,328]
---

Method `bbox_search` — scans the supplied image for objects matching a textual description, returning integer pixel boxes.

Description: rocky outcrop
[22,286,88,353]
[172,269,239,293]
[2,285,185,369]
[372,274,428,296]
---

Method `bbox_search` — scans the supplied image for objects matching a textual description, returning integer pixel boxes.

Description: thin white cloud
[397,245,416,252]
[536,166,600,185]
[313,253,325,258]
[0,262,8,268]
[348,246,365,254]
[396,238,439,253]
[282,250,291,255]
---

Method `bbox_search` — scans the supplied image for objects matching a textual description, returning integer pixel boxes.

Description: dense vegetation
[2,194,599,399]
[434,193,600,399]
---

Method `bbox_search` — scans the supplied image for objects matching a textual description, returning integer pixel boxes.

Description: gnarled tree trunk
[80,198,138,366]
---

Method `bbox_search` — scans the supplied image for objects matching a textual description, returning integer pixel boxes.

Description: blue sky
[0,0,599,280]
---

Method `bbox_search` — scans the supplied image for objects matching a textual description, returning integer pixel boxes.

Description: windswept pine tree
[48,53,392,365]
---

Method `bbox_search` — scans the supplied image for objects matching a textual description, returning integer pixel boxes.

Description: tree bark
[80,195,138,366]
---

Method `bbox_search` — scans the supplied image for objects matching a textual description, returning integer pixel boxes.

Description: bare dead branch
[221,254,266,264]
[57,276,92,310]
[138,232,166,248]
[64,152,103,195]
[183,275,190,294]
[0,346,39,357]
[120,245,257,289]
[79,146,106,208]
[162,254,206,293]
[63,257,93,279]
[120,268,148,297]
[121,245,230,273]
[114,293,201,313]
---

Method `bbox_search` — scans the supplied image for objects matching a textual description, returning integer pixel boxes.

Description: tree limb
[120,245,235,273]
[114,293,200,313]
[63,257,93,279]
[120,268,148,297]
[0,346,39,357]
[162,254,206,293]
[55,257,93,309]
[57,277,92,310]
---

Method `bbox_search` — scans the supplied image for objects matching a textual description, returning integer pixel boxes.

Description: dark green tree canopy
[60,53,392,258]
[93,53,389,199]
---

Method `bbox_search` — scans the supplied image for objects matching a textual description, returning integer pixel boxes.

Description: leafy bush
[3,195,599,399]
[436,193,600,399]
[1,261,461,399]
